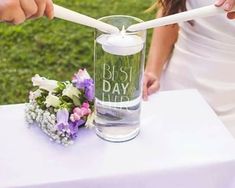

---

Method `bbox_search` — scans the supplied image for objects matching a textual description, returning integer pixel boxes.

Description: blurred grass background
[0,0,155,104]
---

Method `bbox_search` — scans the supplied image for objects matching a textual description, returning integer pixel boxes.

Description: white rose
[45,94,61,108]
[62,84,80,99]
[32,74,58,92]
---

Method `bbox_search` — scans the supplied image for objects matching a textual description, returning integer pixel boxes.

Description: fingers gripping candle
[94,15,146,142]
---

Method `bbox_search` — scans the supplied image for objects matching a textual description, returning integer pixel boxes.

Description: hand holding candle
[0,0,54,25]
[215,0,235,19]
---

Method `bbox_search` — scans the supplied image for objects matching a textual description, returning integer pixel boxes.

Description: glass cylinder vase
[94,15,146,142]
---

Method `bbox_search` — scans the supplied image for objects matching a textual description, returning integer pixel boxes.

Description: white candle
[54,4,119,34]
[96,27,144,56]
[127,5,235,32]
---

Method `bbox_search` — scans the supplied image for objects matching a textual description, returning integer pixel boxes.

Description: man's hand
[0,0,54,25]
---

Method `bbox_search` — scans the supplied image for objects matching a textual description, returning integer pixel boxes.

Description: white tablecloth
[0,89,235,188]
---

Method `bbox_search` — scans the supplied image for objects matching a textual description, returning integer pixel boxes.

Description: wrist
[144,71,159,81]
[145,64,163,79]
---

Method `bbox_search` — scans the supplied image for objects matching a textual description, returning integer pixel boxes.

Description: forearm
[145,11,179,78]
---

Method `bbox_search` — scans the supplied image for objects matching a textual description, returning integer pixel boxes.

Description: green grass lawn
[0,0,155,104]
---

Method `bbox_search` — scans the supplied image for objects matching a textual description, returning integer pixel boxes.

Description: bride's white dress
[160,0,235,136]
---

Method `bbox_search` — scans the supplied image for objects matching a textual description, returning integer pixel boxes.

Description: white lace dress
[160,0,235,136]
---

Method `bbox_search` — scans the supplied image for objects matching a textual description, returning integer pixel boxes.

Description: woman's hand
[142,72,160,101]
[0,0,54,25]
[215,0,235,19]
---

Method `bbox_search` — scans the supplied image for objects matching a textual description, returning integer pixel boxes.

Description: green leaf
[71,95,81,106]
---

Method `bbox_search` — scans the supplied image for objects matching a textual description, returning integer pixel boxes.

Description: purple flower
[72,69,94,101]
[72,69,91,90]
[68,119,85,140]
[56,109,69,131]
[85,81,95,101]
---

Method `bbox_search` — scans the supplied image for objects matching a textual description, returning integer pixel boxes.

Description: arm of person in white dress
[0,0,54,25]
[215,0,235,19]
[142,9,179,101]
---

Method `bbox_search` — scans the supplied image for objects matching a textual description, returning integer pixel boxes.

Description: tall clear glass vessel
[94,15,146,142]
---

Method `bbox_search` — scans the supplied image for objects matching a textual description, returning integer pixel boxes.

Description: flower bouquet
[25,69,94,146]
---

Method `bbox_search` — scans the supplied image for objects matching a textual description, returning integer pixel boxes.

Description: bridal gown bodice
[160,0,235,136]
